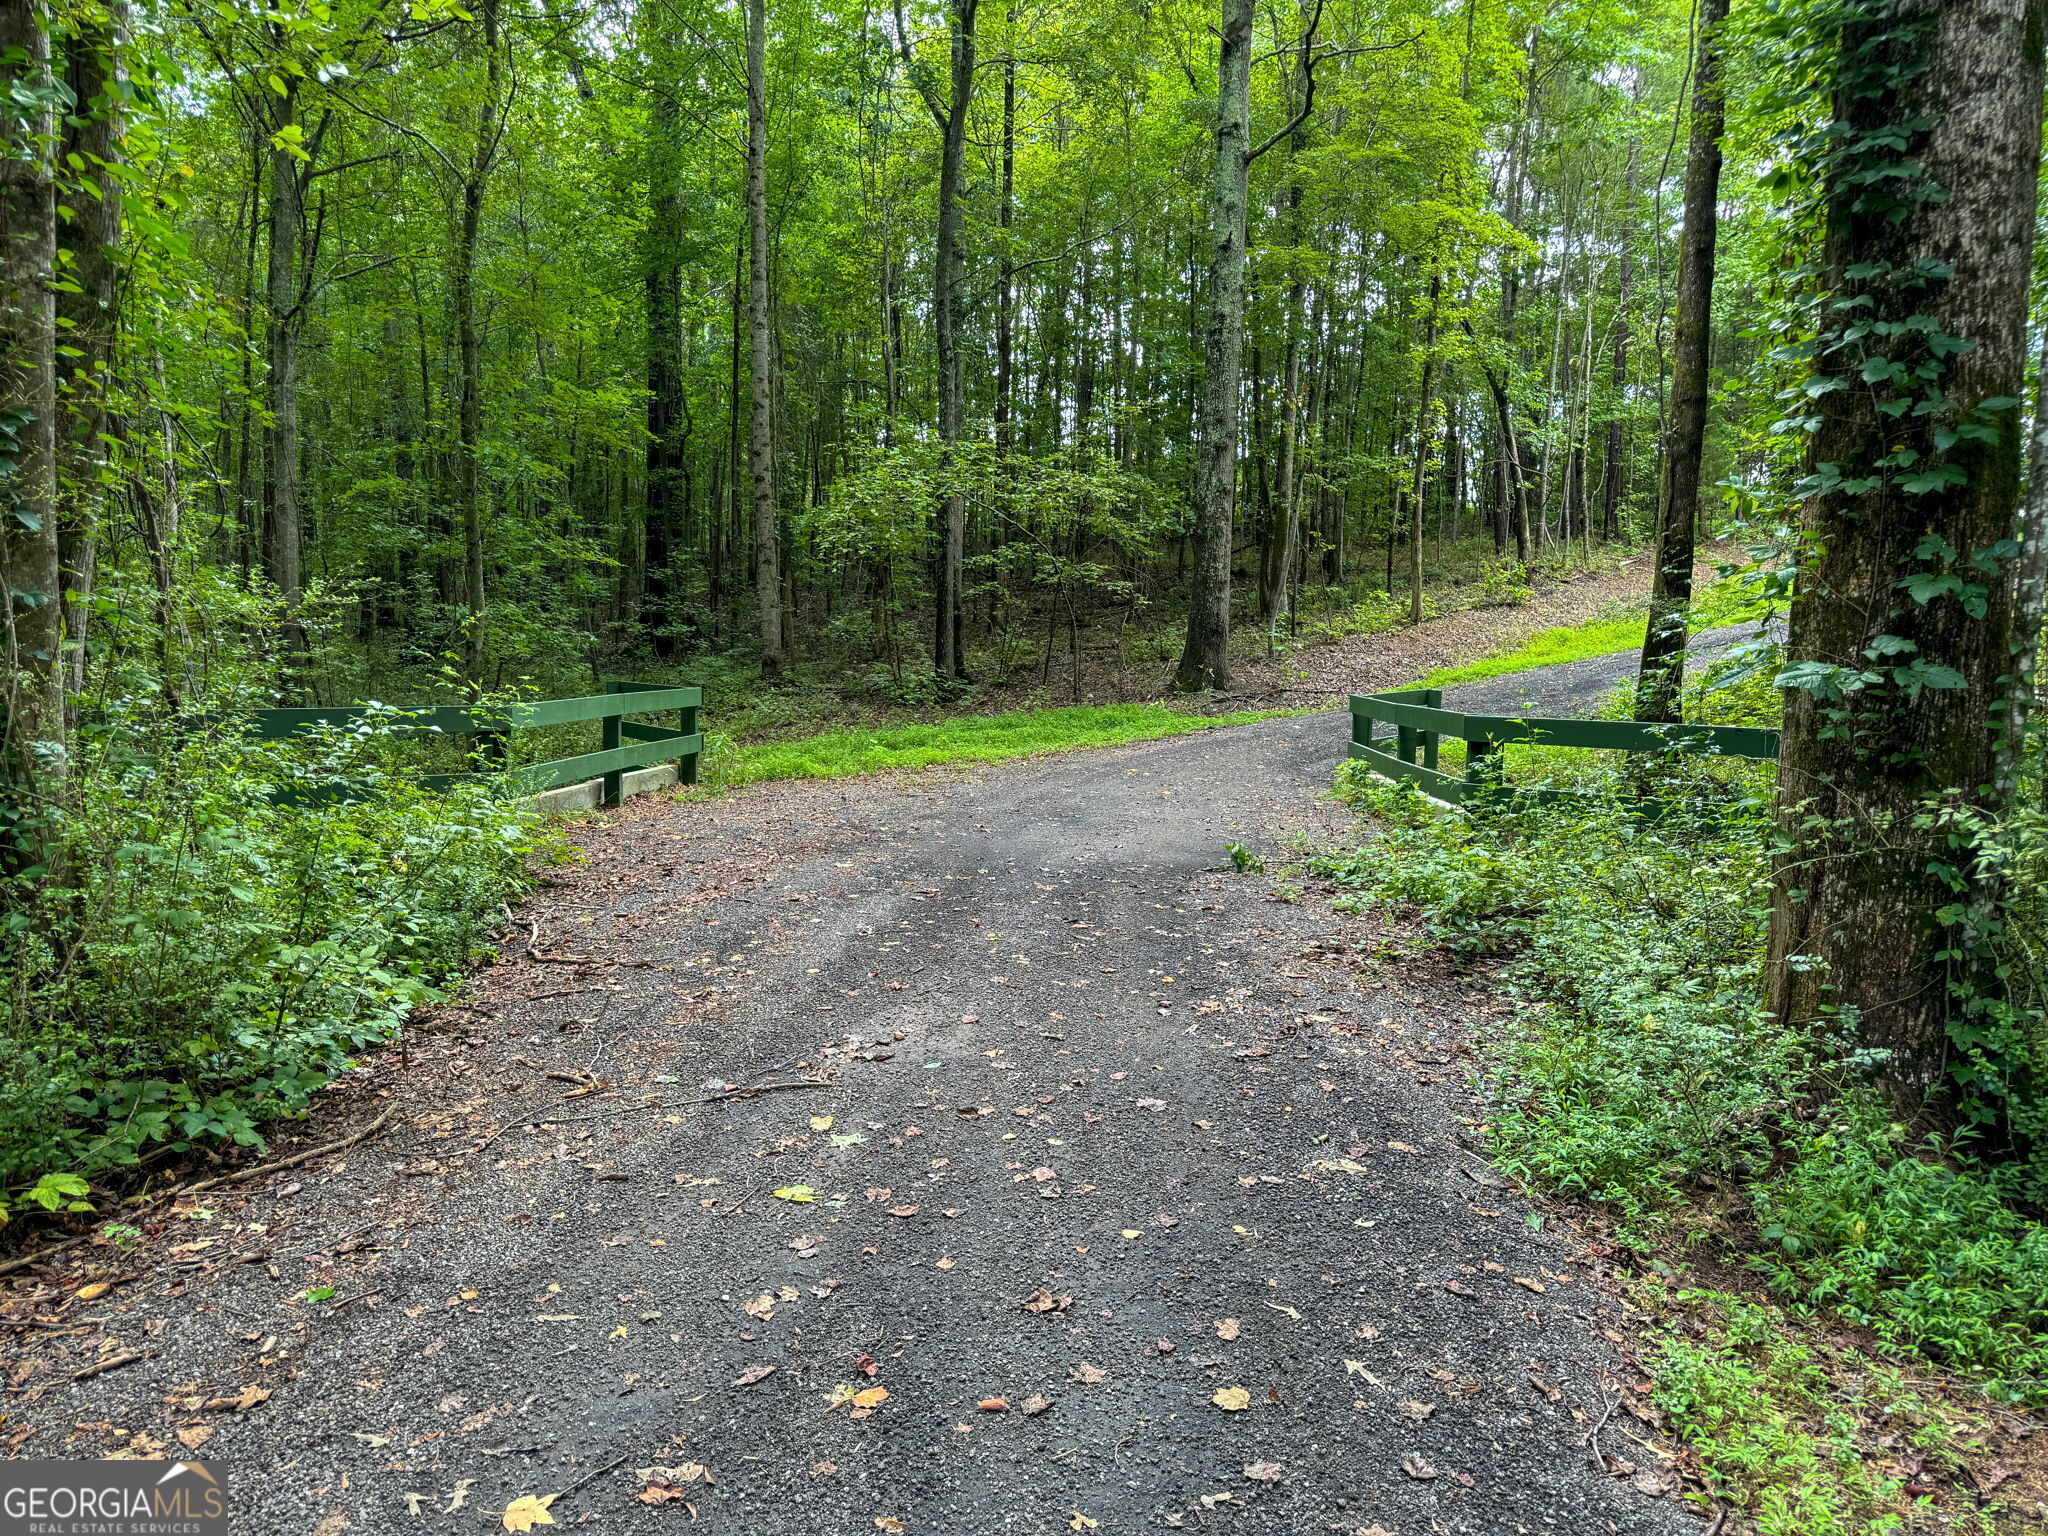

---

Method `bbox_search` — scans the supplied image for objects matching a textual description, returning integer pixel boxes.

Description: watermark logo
[0,1462,229,1536]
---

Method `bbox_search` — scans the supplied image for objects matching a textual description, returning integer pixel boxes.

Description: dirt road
[6,712,1700,1535]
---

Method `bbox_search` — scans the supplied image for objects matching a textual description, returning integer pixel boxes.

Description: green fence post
[1396,724,1417,764]
[1464,738,1500,802]
[680,696,700,786]
[601,681,624,809]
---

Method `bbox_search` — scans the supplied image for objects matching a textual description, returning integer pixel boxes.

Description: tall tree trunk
[1599,137,1638,540]
[1257,26,1314,623]
[746,0,785,676]
[1173,0,1251,692]
[928,0,978,682]
[1407,271,1440,624]
[454,0,502,682]
[1766,0,2045,1118]
[993,47,1015,452]
[1633,0,1727,723]
[644,62,685,659]
[54,1,126,704]
[0,0,64,859]
[264,70,305,651]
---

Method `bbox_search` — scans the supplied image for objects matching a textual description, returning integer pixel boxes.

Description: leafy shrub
[1320,764,2048,1403]
[1475,554,1534,607]
[1648,1291,1919,1535]
[0,694,552,1212]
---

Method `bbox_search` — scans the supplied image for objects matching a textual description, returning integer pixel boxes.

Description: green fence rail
[252,680,702,808]
[1348,688,1778,808]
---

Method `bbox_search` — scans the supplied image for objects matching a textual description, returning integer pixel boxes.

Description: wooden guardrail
[1348,688,1778,808]
[252,680,702,808]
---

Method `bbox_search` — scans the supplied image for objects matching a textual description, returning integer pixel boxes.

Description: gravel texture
[4,713,1702,1535]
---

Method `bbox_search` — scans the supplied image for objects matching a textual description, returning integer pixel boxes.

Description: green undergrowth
[1314,663,2048,1526]
[690,701,1285,790]
[1645,1288,2005,1534]
[1,698,554,1218]
[1317,767,2048,1400]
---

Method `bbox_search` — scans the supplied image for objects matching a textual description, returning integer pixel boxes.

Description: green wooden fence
[1348,688,1778,808]
[252,680,702,808]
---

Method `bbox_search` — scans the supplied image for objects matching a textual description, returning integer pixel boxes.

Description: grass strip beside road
[702,702,1284,790]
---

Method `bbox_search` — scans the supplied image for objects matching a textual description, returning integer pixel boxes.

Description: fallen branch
[158,1109,396,1203]
[68,1349,151,1382]
[541,1079,839,1125]
[0,1110,395,1282]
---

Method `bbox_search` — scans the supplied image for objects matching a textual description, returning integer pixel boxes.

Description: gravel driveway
[5,713,1701,1535]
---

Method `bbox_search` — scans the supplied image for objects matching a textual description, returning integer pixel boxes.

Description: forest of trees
[3,0,2047,1198]
[0,0,1739,715]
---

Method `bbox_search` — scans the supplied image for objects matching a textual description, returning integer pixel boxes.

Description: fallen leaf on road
[1400,1454,1438,1481]
[856,1353,879,1376]
[1022,1289,1072,1313]
[1069,1362,1107,1384]
[402,1491,434,1516]
[1343,1361,1383,1386]
[1134,1098,1167,1111]
[1442,1280,1477,1298]
[810,1116,834,1132]
[865,1187,893,1202]
[1199,1492,1238,1509]
[812,1462,837,1476]
[732,1364,776,1386]
[1212,1386,1251,1411]
[1514,1277,1545,1294]
[1528,1371,1561,1402]
[887,1205,917,1218]
[935,1257,956,1270]
[1244,1462,1282,1483]
[851,1386,888,1415]
[201,1384,272,1412]
[1396,1399,1436,1420]
[1215,1318,1241,1340]
[977,1397,1008,1412]
[741,1294,776,1321]
[1314,1158,1372,1175]
[1070,1515,1099,1531]
[874,1519,905,1534]
[773,1186,816,1203]
[445,1481,475,1512]
[1020,1394,1053,1415]
[1386,1141,1420,1154]
[75,1282,110,1302]
[501,1493,558,1531]
[176,1425,213,1450]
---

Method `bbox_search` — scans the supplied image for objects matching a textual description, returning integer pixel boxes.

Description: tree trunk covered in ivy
[0,0,63,859]
[54,2,124,701]
[1766,0,2046,1118]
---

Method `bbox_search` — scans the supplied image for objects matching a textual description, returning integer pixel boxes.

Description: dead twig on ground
[0,1112,395,1281]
